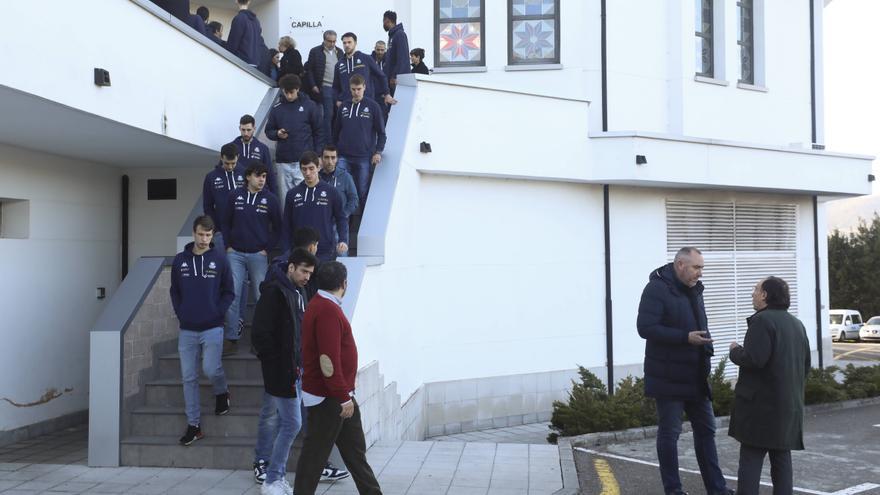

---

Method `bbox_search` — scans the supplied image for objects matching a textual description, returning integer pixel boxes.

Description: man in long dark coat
[729,276,811,495]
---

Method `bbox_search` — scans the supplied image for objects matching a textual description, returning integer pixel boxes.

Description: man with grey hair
[304,30,344,146]
[637,247,734,495]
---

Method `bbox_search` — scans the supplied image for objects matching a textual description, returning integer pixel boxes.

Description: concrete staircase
[120,331,303,469]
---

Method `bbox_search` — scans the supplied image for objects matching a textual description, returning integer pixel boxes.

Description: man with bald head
[637,247,733,495]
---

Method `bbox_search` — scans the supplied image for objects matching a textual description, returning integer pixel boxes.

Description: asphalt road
[575,403,880,494]
[834,341,880,363]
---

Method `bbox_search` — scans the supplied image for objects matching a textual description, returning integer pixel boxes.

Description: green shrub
[709,358,735,417]
[804,366,846,404]
[842,364,880,399]
[610,375,656,428]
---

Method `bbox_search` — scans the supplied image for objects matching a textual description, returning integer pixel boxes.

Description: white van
[829,309,863,342]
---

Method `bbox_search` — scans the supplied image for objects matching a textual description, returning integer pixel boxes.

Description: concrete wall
[0,144,121,432]
[0,1,269,152]
[124,166,206,271]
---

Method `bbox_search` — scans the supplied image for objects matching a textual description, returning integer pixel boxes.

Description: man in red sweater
[293,261,382,495]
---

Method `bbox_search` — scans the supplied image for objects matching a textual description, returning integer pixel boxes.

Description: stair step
[158,352,262,381]
[121,435,302,469]
[130,406,262,437]
[144,379,265,408]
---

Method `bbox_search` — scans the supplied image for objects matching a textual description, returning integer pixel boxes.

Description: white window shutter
[666,200,799,379]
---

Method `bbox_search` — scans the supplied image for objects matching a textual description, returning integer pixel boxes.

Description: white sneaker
[280,478,294,495]
[260,480,287,495]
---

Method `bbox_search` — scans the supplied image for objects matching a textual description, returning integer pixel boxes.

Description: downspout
[810,0,824,368]
[121,175,130,279]
[601,0,613,394]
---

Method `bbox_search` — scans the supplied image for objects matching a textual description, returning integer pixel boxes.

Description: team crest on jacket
[181,262,188,267]
[295,193,302,199]
[364,108,370,113]
[320,191,327,197]
[299,106,304,111]
[356,58,361,63]
[208,262,216,269]
[214,177,222,183]
[236,196,244,200]
[261,198,267,204]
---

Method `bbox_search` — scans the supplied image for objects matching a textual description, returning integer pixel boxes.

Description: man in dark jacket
[227,0,262,66]
[410,48,430,74]
[333,74,386,216]
[332,33,394,108]
[304,30,345,150]
[281,152,349,261]
[221,161,282,356]
[371,41,391,123]
[208,21,226,48]
[234,114,276,196]
[382,11,410,95]
[202,143,245,252]
[728,277,810,494]
[252,248,317,493]
[170,215,234,446]
[319,145,358,257]
[637,247,733,495]
[265,75,321,202]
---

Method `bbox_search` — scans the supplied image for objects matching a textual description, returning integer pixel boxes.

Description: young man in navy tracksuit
[333,73,386,216]
[202,143,248,327]
[221,161,282,355]
[332,33,394,109]
[282,151,349,261]
[234,114,276,197]
[318,145,358,257]
[226,0,262,66]
[170,215,234,446]
[383,11,411,95]
[265,74,321,204]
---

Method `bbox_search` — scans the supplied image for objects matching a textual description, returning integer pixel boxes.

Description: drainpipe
[813,196,824,369]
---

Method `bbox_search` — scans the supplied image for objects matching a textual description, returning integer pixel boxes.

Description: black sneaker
[253,459,268,484]
[320,462,350,482]
[215,392,230,415]
[179,424,203,446]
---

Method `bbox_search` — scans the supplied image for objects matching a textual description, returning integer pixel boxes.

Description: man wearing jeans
[222,161,282,356]
[636,247,734,495]
[304,30,344,150]
[251,248,317,495]
[170,215,235,446]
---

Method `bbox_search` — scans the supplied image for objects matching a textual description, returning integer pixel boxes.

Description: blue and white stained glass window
[435,0,485,67]
[439,0,481,20]
[508,0,559,65]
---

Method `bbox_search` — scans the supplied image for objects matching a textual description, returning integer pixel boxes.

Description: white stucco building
[0,0,871,465]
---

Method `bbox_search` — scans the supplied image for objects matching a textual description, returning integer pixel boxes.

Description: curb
[566,395,880,449]
[552,437,581,495]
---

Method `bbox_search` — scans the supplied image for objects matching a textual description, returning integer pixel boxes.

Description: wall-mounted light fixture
[420,142,432,153]
[94,68,111,87]
[635,154,647,165]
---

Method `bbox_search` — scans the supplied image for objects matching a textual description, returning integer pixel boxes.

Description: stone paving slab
[0,440,563,494]
[432,422,553,445]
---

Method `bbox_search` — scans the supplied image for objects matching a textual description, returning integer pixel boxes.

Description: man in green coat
[728,276,811,495]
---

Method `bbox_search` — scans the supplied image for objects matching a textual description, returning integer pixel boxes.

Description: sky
[824,0,880,229]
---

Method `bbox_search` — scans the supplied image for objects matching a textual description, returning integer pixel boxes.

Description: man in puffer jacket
[637,247,734,495]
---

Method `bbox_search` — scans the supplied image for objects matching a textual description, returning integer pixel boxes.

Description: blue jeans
[212,233,247,320]
[225,249,268,341]
[260,382,303,484]
[276,162,304,204]
[178,327,227,426]
[321,86,335,149]
[655,398,727,494]
[337,155,371,214]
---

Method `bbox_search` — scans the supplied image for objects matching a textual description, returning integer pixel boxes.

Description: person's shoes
[178,424,203,446]
[222,339,238,356]
[215,392,230,415]
[666,491,688,495]
[279,477,294,495]
[238,318,245,338]
[320,462,350,482]
[260,480,287,495]
[253,459,268,484]
[711,490,734,495]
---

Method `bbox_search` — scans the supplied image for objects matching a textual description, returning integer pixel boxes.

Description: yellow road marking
[593,458,620,495]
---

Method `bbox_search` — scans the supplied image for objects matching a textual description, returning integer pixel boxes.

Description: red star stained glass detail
[439,23,481,62]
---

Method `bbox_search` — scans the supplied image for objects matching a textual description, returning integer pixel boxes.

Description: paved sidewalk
[432,423,552,445]
[0,427,563,494]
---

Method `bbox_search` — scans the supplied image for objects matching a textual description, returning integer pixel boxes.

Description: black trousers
[736,444,792,495]
[293,397,382,495]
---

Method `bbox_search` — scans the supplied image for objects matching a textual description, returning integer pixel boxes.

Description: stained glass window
[508,0,560,65]
[695,0,713,77]
[737,0,754,84]
[435,0,485,67]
